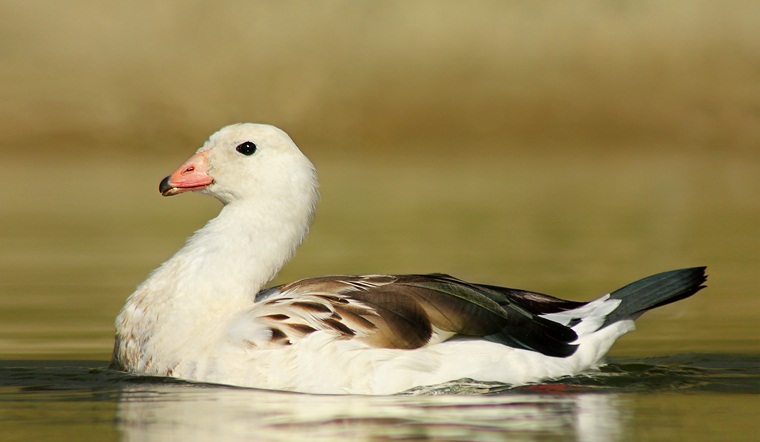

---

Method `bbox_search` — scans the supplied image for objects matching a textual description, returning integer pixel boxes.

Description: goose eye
[236,141,257,156]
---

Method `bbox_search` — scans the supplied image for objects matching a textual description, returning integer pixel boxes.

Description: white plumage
[112,123,706,395]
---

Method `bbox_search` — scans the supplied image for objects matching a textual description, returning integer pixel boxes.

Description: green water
[0,355,757,441]
[1,152,758,441]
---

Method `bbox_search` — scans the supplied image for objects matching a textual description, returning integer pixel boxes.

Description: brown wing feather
[345,286,433,349]
[253,274,581,357]
[254,276,432,349]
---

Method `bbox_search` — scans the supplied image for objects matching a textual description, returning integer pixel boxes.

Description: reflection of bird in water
[115,383,624,442]
[111,123,707,394]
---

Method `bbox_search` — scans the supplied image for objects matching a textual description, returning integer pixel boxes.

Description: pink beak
[159,151,214,196]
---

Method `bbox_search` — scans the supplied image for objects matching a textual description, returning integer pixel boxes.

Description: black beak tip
[159,176,174,196]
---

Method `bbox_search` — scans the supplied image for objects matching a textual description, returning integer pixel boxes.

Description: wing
[249,274,584,358]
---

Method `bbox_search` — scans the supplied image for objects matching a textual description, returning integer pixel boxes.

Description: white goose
[112,123,707,395]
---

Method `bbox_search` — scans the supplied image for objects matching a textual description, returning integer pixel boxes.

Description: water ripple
[1,354,757,441]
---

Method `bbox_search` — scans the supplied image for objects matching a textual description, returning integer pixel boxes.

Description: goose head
[159,123,318,208]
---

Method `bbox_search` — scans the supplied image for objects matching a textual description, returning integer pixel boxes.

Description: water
[1,355,758,441]
[1,153,759,441]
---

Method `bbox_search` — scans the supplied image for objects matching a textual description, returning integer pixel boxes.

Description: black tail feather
[602,267,707,327]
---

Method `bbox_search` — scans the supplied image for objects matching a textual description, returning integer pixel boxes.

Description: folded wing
[251,274,584,357]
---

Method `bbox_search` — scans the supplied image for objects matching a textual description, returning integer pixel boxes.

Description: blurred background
[0,0,758,359]
[2,0,759,154]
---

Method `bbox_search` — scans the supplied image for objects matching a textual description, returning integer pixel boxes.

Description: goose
[111,123,707,395]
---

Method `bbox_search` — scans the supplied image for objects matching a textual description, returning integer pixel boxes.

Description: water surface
[1,354,758,441]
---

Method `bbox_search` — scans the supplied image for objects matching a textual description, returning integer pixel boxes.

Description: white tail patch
[540,294,623,340]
